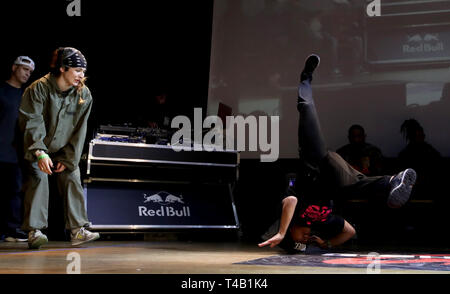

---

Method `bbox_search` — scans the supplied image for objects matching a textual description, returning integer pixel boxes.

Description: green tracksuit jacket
[19,73,92,169]
[18,73,93,230]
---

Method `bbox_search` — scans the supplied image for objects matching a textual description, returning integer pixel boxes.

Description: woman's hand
[38,156,54,175]
[308,235,327,249]
[258,232,285,248]
[54,162,67,173]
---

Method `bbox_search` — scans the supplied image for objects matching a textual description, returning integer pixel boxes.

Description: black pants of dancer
[296,79,391,201]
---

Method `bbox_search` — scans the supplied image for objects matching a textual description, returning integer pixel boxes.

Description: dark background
[0,0,222,240]
[0,0,213,127]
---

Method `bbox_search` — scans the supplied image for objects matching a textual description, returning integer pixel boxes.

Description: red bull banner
[84,181,239,229]
[366,25,450,64]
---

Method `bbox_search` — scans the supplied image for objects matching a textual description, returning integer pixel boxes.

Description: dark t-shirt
[283,184,345,240]
[0,81,23,163]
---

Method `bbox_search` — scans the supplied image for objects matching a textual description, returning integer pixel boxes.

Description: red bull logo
[138,206,191,217]
[143,192,185,204]
[139,191,191,217]
[403,33,444,54]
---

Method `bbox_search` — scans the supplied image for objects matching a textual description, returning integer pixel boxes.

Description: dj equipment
[84,137,240,231]
[97,125,170,145]
[98,124,137,135]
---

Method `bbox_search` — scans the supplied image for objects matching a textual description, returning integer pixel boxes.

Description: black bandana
[63,49,87,68]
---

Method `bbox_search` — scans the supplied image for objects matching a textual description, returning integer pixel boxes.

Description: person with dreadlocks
[19,47,99,249]
[399,119,441,164]
[398,119,442,201]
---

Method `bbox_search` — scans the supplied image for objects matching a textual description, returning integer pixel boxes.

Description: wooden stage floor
[1,239,450,274]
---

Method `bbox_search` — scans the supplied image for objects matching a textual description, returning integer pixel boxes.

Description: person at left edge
[19,47,100,249]
[0,56,34,242]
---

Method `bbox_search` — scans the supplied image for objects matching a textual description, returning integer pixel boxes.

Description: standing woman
[19,47,99,249]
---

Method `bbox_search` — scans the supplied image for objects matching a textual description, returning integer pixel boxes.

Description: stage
[1,237,450,274]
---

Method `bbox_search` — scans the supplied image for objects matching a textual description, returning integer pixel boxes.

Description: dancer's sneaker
[28,229,48,249]
[299,54,320,104]
[300,54,320,82]
[387,168,417,208]
[71,227,100,246]
[5,229,28,242]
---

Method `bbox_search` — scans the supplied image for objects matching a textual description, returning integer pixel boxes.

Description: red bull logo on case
[403,33,444,54]
[139,191,191,217]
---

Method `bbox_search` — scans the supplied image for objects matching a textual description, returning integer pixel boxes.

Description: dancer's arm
[309,220,356,248]
[258,196,298,248]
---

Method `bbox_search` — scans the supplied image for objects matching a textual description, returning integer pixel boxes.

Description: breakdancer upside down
[259,54,417,252]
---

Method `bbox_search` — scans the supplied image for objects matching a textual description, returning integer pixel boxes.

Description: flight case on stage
[83,139,240,231]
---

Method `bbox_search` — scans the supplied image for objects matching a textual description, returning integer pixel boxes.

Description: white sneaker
[5,236,28,242]
[71,227,100,246]
[5,229,28,242]
[388,168,417,208]
[28,230,48,249]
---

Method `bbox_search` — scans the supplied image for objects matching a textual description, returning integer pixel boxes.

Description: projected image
[208,0,450,158]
